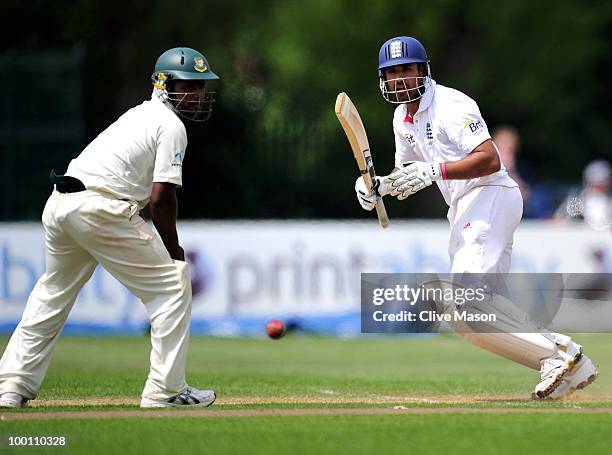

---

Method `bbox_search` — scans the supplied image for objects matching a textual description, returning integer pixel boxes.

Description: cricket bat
[335,92,390,228]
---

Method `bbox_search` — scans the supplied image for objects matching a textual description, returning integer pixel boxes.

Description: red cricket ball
[266,320,286,339]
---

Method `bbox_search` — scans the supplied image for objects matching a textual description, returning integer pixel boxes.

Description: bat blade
[335,92,390,228]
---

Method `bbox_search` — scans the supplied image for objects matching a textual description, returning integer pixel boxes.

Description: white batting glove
[355,176,391,211]
[355,176,377,211]
[384,161,443,200]
[355,176,380,211]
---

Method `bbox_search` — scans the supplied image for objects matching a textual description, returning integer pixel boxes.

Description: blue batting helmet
[378,36,429,78]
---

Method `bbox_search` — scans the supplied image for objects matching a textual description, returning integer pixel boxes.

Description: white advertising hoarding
[0,221,609,335]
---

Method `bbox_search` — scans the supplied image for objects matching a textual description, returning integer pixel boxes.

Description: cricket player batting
[355,36,598,399]
[0,47,218,408]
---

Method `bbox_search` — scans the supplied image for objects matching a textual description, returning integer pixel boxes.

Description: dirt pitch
[3,394,611,420]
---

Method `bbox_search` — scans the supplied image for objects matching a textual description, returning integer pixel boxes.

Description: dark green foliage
[1,0,610,219]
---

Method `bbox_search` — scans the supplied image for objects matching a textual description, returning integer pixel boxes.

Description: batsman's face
[384,64,424,102]
[386,63,421,81]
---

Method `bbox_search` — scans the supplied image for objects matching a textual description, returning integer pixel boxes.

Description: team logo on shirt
[193,57,208,73]
[172,149,185,167]
[403,132,415,145]
[464,119,484,134]
[426,122,433,144]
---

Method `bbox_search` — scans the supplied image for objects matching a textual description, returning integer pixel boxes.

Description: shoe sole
[140,392,216,409]
[532,355,598,401]
[573,371,598,390]
[535,350,583,399]
[532,372,599,401]
[571,360,599,392]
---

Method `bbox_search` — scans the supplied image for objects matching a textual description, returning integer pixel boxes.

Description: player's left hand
[384,161,443,200]
[355,176,378,211]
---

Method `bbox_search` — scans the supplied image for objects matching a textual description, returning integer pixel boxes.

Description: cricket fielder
[0,47,218,408]
[355,36,598,399]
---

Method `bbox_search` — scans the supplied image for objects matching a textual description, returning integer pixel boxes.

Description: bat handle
[375,198,390,228]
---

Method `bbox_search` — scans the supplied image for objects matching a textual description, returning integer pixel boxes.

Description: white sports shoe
[533,342,583,399]
[543,354,599,400]
[0,392,29,408]
[140,386,216,408]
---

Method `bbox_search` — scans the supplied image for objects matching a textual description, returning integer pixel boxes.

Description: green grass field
[1,333,611,454]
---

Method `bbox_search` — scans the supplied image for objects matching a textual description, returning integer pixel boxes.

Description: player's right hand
[355,176,378,211]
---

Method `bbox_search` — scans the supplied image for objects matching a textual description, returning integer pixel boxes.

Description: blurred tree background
[1,0,610,220]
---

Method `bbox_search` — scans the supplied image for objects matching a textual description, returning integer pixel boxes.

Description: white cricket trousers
[0,190,192,400]
[447,185,522,274]
[446,185,571,368]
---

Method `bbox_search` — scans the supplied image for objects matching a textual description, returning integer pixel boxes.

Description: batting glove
[355,176,392,211]
[355,176,377,211]
[384,161,444,200]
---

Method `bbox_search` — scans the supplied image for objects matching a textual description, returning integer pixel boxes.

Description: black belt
[50,169,86,193]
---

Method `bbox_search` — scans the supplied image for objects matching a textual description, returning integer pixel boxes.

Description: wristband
[427,162,444,181]
[441,163,447,180]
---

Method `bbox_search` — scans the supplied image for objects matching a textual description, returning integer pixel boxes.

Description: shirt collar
[416,78,436,113]
[401,79,436,123]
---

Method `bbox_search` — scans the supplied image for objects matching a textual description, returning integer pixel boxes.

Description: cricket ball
[266,320,286,339]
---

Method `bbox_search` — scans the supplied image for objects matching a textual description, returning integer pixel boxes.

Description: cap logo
[390,40,403,58]
[193,56,208,72]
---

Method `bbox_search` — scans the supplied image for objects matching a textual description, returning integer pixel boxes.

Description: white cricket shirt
[66,92,187,208]
[393,80,517,206]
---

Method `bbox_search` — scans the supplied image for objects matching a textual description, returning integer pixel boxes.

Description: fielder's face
[172,80,206,112]
[382,63,426,103]
[165,79,215,122]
